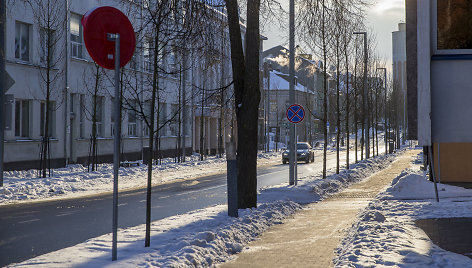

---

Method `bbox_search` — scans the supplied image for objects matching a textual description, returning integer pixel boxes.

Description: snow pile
[0,152,281,206]
[383,170,472,200]
[10,201,301,268]
[259,153,397,204]
[334,166,472,267]
[8,151,401,267]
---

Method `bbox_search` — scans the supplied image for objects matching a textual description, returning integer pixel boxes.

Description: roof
[265,71,314,93]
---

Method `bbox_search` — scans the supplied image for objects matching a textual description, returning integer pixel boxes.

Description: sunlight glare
[374,0,404,14]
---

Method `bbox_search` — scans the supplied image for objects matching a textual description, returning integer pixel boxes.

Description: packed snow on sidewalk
[8,152,398,267]
[0,152,281,206]
[335,153,472,267]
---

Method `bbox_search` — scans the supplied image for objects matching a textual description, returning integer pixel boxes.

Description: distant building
[262,45,327,147]
[392,23,407,140]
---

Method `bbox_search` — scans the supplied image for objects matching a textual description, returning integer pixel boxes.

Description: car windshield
[297,143,309,150]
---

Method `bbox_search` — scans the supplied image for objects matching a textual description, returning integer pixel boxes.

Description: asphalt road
[0,146,370,266]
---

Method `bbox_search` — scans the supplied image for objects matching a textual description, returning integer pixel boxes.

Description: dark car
[282,142,315,164]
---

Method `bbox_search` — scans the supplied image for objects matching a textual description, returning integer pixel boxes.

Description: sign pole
[289,0,296,185]
[286,104,304,185]
[109,33,121,261]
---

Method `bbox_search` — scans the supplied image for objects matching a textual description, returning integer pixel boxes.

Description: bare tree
[28,0,66,178]
[225,0,262,208]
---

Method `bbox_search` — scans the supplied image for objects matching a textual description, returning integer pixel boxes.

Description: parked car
[282,142,315,164]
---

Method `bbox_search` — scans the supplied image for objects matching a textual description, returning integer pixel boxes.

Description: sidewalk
[220,149,420,268]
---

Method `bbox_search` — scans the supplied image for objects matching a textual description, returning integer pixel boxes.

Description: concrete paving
[220,149,420,268]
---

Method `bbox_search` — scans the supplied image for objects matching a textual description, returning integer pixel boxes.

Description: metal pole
[363,33,369,159]
[266,67,270,152]
[109,33,121,261]
[0,0,5,187]
[384,69,387,154]
[226,142,238,217]
[289,0,296,185]
[428,145,440,202]
[0,0,6,187]
[437,142,441,183]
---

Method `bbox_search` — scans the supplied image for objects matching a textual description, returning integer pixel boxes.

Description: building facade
[407,0,472,182]
[5,0,239,170]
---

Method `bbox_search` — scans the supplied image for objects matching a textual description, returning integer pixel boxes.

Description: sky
[262,0,406,73]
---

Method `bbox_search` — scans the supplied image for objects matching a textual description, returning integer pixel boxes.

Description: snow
[0,152,281,206]
[9,147,472,267]
[334,152,472,267]
[266,70,309,93]
[6,150,398,267]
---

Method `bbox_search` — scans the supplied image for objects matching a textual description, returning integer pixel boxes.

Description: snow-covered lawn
[0,152,281,206]
[334,153,472,267]
[8,151,398,267]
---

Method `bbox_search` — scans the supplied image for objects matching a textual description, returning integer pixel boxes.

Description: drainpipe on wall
[64,0,70,165]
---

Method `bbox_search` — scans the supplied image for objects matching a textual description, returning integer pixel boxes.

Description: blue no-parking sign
[286,104,305,124]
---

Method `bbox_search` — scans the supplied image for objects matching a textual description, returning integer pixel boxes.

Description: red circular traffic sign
[286,104,305,124]
[81,6,136,70]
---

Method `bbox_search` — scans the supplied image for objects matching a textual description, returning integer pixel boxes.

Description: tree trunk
[335,38,340,174]
[225,0,260,209]
[344,41,350,169]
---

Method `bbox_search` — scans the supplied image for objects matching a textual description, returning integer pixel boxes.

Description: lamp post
[0,0,5,187]
[353,32,368,159]
[376,67,387,155]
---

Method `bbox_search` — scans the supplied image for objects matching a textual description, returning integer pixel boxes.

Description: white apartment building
[4,0,238,170]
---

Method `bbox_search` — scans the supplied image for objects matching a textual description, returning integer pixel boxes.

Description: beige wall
[433,143,472,182]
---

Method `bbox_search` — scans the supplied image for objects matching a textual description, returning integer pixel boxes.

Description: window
[130,45,139,70]
[437,0,472,50]
[15,100,30,137]
[40,27,55,64]
[40,101,56,137]
[159,102,167,135]
[4,95,13,131]
[128,100,137,137]
[15,21,30,61]
[168,46,178,77]
[70,13,83,58]
[184,105,191,135]
[93,96,104,137]
[270,100,277,113]
[170,104,179,136]
[143,38,153,73]
[434,0,472,54]
[143,100,152,137]
[111,97,115,136]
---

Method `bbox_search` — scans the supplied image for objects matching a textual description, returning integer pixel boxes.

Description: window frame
[15,21,31,62]
[70,13,84,59]
[40,27,55,64]
[127,99,138,137]
[432,0,472,55]
[14,99,31,138]
[40,101,56,138]
[94,96,104,137]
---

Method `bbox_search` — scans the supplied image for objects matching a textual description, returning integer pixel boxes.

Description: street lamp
[376,67,387,155]
[353,31,369,159]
